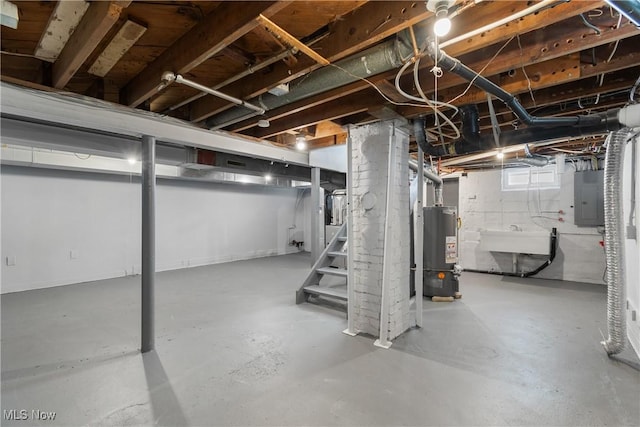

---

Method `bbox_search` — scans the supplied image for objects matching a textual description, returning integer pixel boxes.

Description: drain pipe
[426,42,613,129]
[161,72,265,115]
[411,117,443,206]
[465,228,558,278]
[409,159,443,206]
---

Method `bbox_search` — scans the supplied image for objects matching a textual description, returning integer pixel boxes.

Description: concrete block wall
[350,122,410,339]
[459,168,605,284]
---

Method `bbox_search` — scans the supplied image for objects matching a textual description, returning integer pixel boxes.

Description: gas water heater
[412,206,460,297]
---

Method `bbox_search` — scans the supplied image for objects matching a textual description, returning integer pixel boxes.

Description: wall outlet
[6,256,16,266]
[70,249,78,260]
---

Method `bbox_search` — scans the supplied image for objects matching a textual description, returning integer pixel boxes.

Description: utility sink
[479,230,551,255]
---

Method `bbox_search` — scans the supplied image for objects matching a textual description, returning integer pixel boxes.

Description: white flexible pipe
[602,129,632,355]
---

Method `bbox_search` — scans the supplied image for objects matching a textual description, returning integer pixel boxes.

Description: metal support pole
[415,146,424,328]
[141,135,156,353]
[375,125,397,349]
[343,128,357,336]
[310,167,323,264]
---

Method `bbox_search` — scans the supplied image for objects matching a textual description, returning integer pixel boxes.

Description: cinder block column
[349,122,410,340]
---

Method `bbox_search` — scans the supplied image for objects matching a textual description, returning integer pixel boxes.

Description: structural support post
[310,167,324,264]
[141,134,156,353]
[415,146,424,328]
[343,128,357,336]
[375,125,398,349]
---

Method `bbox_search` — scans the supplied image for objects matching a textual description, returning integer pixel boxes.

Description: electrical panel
[574,170,604,227]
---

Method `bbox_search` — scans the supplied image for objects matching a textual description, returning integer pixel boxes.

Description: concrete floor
[2,252,639,426]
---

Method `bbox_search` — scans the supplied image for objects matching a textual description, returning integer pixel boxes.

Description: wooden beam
[190,0,601,123]
[441,0,603,58]
[229,72,394,132]
[189,0,439,122]
[255,14,330,66]
[122,1,289,107]
[88,19,147,77]
[403,19,638,100]
[231,22,631,133]
[34,0,90,62]
[0,75,57,92]
[314,121,345,138]
[248,92,375,138]
[52,1,130,89]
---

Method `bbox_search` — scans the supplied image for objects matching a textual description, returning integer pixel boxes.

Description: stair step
[327,251,347,258]
[316,267,348,277]
[337,236,347,242]
[303,286,348,301]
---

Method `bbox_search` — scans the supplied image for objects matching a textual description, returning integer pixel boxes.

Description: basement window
[501,164,560,192]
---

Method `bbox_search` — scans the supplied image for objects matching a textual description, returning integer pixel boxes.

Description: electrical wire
[393,58,461,141]
[517,34,536,107]
[446,36,515,105]
[630,74,640,104]
[328,63,443,110]
[596,12,623,100]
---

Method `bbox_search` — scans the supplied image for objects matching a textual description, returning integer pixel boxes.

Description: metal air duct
[602,128,633,355]
[206,37,414,129]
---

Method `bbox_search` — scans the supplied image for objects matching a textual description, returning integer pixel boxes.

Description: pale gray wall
[458,167,605,284]
[1,166,301,294]
[623,134,640,357]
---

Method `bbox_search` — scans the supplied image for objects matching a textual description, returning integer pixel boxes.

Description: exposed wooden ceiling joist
[52,1,131,89]
[189,0,440,122]
[88,19,147,78]
[223,0,618,135]
[34,0,90,63]
[122,1,290,107]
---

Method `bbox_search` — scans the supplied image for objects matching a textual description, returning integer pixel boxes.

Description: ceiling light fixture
[427,0,455,37]
[265,174,272,182]
[496,150,504,160]
[257,119,270,128]
[295,137,307,151]
[127,157,137,165]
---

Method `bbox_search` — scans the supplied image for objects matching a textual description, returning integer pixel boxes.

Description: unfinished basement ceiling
[1,0,638,167]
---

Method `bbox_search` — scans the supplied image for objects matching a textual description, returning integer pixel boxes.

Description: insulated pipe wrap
[602,129,631,355]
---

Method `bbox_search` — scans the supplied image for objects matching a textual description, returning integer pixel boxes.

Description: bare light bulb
[295,139,307,151]
[434,16,451,37]
[127,157,136,165]
[265,174,272,182]
[496,150,504,160]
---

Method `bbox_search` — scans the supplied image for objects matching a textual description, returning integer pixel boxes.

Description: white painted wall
[623,132,640,357]
[459,167,605,284]
[1,166,301,294]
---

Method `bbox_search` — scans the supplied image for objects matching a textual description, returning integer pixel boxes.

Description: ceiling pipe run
[424,42,625,153]
[206,38,410,130]
[411,117,444,206]
[161,72,266,115]
[205,0,569,132]
[427,41,610,128]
